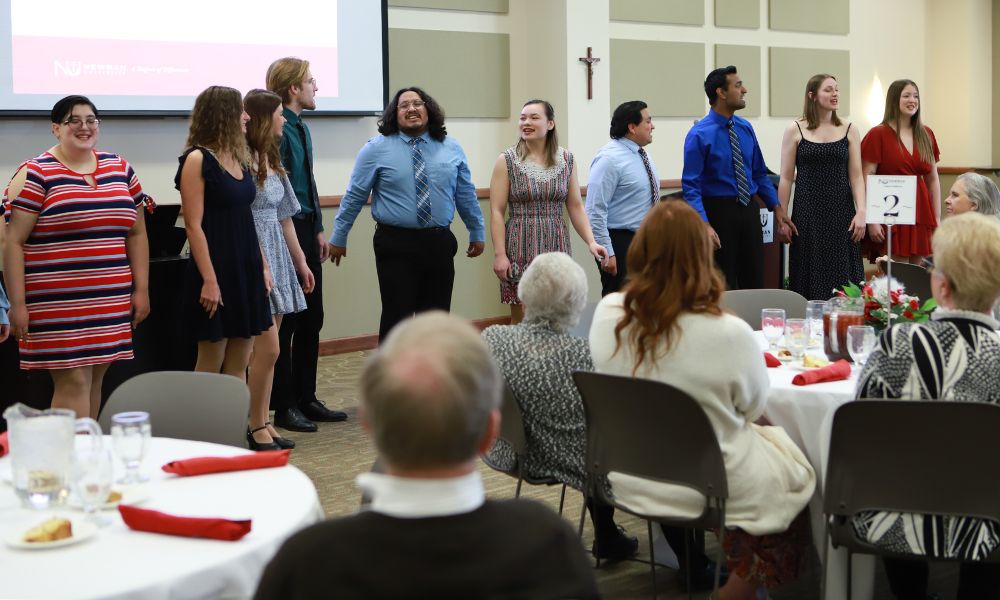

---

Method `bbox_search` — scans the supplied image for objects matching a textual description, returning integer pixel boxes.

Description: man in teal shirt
[266,57,346,432]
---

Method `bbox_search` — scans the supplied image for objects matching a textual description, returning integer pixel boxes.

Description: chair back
[569,301,598,339]
[722,289,808,328]
[825,400,1000,556]
[99,371,250,448]
[886,262,933,305]
[573,371,727,528]
[498,382,528,458]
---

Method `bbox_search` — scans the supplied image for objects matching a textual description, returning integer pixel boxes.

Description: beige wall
[1,0,991,344]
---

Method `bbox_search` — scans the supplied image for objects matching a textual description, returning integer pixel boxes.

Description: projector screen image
[0,0,386,115]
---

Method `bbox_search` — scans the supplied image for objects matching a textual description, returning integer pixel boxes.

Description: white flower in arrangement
[869,276,906,304]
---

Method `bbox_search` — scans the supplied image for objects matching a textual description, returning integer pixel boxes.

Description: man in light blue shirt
[586,101,659,296]
[330,87,486,340]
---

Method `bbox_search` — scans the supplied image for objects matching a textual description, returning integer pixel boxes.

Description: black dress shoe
[265,421,295,449]
[247,427,280,451]
[301,400,348,422]
[592,526,639,561]
[678,561,729,593]
[273,407,318,432]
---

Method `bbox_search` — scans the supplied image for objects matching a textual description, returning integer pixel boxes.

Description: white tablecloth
[0,436,323,600]
[756,332,874,600]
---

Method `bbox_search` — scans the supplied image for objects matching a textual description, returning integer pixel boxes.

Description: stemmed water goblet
[111,411,151,484]
[806,300,828,348]
[71,446,114,527]
[761,308,786,351]
[847,325,877,368]
[785,318,809,362]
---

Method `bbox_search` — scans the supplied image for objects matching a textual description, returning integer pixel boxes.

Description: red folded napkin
[0,431,8,459]
[119,505,251,541]
[792,359,852,386]
[162,450,290,477]
[764,352,781,368]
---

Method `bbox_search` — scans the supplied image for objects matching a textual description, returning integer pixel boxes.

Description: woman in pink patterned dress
[489,99,607,323]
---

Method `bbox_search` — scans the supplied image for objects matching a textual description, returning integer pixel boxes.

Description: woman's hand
[493,254,511,281]
[589,241,608,266]
[295,260,315,294]
[130,290,150,329]
[0,323,9,344]
[848,213,867,242]
[9,304,28,342]
[263,267,273,297]
[867,223,885,244]
[200,280,223,318]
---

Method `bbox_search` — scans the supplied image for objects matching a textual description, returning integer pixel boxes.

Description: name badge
[760,208,774,243]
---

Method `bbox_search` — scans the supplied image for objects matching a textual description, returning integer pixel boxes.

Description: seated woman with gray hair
[945,172,1000,217]
[855,212,1000,599]
[483,252,721,590]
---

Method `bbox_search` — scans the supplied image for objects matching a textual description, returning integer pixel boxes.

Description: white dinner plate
[68,486,149,511]
[5,518,98,550]
[788,361,832,371]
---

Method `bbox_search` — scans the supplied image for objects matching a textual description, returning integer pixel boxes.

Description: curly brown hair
[613,201,725,374]
[185,86,251,168]
[378,87,447,141]
[243,89,286,187]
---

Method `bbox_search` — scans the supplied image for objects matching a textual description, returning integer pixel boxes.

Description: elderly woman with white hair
[482,252,721,590]
[945,172,1000,217]
[855,212,1000,600]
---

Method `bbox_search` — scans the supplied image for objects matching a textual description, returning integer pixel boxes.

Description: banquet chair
[722,288,807,328]
[99,371,250,448]
[482,383,569,514]
[825,400,1000,599]
[569,301,598,339]
[573,371,727,600]
[884,261,933,304]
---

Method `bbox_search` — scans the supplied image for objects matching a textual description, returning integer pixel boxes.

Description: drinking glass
[785,318,809,361]
[72,447,114,526]
[111,412,151,484]
[806,300,828,348]
[761,309,785,351]
[847,325,877,367]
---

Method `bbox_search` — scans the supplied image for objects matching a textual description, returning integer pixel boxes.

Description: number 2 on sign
[883,194,900,218]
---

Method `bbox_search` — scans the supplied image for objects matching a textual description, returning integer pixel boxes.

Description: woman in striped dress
[489,99,607,323]
[3,95,151,418]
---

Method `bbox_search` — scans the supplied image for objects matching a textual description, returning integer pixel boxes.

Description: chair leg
[685,531,693,600]
[557,484,566,515]
[647,520,657,600]
[713,502,725,600]
[515,476,523,498]
[846,549,853,600]
[578,496,587,539]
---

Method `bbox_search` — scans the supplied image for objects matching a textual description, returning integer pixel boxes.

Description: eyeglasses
[919,256,935,271]
[398,100,425,110]
[62,117,100,128]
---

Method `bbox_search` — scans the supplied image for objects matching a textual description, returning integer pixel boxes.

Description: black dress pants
[705,196,764,291]
[884,557,1000,600]
[373,223,458,341]
[598,229,636,297]
[270,217,323,411]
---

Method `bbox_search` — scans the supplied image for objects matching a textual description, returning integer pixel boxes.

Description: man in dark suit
[254,312,598,600]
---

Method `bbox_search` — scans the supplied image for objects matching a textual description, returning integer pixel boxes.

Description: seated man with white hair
[254,311,598,600]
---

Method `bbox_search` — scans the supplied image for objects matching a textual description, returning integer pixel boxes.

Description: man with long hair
[265,57,347,432]
[329,87,485,340]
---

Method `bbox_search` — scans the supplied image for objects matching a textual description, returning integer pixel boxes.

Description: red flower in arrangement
[838,276,937,332]
[903,310,915,319]
[909,298,920,310]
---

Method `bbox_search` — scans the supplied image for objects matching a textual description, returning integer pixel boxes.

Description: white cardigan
[588,293,816,535]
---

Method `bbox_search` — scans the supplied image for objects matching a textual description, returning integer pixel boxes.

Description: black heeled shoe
[247,425,280,451]
[265,421,295,449]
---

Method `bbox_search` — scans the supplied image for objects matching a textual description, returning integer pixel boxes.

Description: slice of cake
[23,518,72,543]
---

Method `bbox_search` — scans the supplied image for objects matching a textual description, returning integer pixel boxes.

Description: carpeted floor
[280,351,960,600]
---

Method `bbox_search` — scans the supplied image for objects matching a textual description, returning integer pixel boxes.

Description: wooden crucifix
[578,47,600,100]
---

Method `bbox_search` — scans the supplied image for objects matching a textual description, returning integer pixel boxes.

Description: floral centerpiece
[836,276,936,332]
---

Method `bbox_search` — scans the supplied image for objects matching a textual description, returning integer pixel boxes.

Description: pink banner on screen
[12,36,339,97]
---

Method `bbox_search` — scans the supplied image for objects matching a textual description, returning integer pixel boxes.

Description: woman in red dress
[861,79,941,264]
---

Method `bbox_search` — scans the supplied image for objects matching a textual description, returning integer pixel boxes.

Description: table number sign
[865,175,917,225]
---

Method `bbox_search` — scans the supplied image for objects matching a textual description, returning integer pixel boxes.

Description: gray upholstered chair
[721,288,808,328]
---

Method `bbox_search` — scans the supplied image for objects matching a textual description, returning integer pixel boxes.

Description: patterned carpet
[281,351,960,600]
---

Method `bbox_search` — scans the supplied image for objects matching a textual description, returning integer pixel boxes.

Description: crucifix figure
[578,47,600,100]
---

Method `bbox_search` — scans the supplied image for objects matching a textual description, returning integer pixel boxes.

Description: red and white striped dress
[3,151,146,370]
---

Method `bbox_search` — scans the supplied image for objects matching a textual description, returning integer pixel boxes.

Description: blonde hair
[933,212,1000,312]
[883,79,935,165]
[185,86,251,168]
[266,57,310,105]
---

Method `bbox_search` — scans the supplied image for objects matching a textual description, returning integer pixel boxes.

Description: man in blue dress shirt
[586,101,659,296]
[683,66,796,290]
[329,87,486,341]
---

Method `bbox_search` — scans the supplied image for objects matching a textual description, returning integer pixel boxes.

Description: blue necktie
[728,120,751,206]
[408,137,432,227]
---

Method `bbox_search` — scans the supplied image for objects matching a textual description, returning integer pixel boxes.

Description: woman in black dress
[176,86,272,380]
[778,74,877,300]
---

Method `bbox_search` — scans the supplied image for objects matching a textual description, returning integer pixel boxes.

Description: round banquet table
[755,331,875,600]
[0,436,323,600]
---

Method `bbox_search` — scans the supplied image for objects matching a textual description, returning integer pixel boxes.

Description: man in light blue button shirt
[585,101,659,296]
[330,87,486,340]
